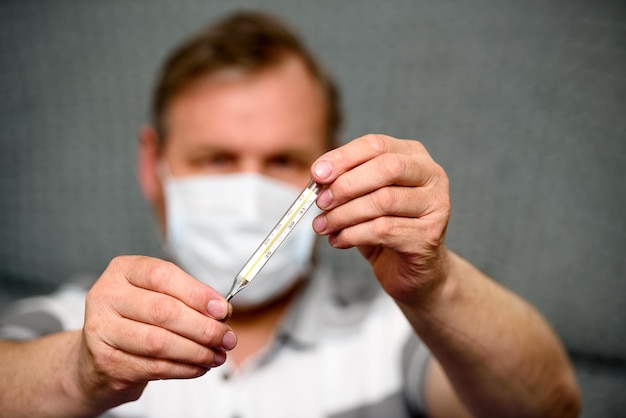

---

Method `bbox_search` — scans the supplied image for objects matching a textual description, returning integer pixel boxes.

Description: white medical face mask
[162,172,319,308]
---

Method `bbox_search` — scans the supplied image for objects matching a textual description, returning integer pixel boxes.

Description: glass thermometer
[225,179,321,301]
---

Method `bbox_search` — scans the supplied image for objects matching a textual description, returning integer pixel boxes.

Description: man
[0,11,580,417]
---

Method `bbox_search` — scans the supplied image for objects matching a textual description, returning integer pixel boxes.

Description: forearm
[0,331,104,418]
[399,251,580,417]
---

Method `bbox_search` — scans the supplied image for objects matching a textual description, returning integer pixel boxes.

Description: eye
[266,154,312,184]
[269,155,300,168]
[207,153,234,166]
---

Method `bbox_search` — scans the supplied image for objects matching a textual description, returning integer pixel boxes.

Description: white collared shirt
[1,264,430,418]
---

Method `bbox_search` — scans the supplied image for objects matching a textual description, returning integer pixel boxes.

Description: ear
[138,125,162,202]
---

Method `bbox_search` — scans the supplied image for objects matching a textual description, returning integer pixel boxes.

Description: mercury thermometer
[225,179,321,301]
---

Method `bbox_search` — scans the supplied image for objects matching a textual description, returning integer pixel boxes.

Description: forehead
[163,57,328,156]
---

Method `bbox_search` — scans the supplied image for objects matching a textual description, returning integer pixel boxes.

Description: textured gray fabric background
[1,1,624,416]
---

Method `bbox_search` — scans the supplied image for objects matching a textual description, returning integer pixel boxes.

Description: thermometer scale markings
[225,179,321,301]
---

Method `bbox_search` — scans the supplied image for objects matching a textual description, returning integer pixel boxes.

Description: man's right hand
[76,255,236,413]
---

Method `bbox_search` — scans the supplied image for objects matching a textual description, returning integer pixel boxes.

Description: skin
[311,136,581,417]
[0,56,581,417]
[140,57,328,367]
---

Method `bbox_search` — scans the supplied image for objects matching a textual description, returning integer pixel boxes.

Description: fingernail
[328,234,338,248]
[222,330,237,351]
[313,215,327,233]
[207,299,227,319]
[214,350,226,366]
[313,160,332,180]
[316,189,332,209]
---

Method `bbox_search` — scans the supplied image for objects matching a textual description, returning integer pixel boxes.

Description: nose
[238,157,265,177]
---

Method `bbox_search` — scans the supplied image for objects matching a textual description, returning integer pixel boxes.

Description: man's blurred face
[153,56,329,228]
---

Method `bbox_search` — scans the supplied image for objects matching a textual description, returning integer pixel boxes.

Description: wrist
[59,330,103,417]
[395,249,464,328]
[397,246,455,308]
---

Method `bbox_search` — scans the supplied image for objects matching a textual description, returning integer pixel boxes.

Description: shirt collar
[275,263,333,348]
[276,262,383,349]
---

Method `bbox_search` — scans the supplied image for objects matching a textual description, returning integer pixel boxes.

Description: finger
[326,216,433,250]
[89,345,212,383]
[100,316,228,369]
[109,256,230,320]
[114,285,237,351]
[112,351,211,381]
[311,134,429,184]
[315,152,440,211]
[87,336,212,382]
[313,185,438,235]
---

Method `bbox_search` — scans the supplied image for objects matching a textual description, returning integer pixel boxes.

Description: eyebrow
[184,143,318,160]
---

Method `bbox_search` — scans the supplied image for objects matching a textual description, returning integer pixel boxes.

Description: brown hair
[151,10,341,149]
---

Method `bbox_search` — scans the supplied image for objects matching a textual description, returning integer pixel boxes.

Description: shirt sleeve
[402,333,432,415]
[0,284,88,340]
